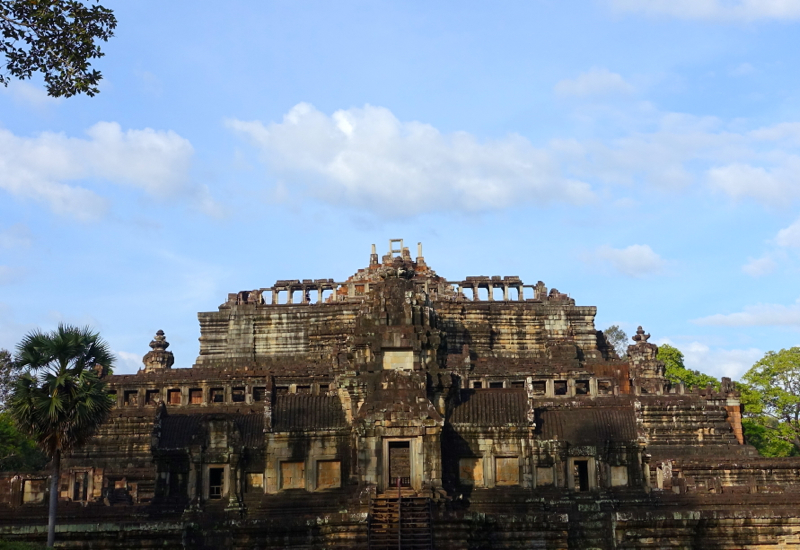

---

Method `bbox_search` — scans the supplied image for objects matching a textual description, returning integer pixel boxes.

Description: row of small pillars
[453,279,547,302]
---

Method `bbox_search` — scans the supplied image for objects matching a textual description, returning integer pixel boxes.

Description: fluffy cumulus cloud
[0,122,211,220]
[693,298,800,326]
[227,103,594,216]
[707,158,800,204]
[555,110,800,204]
[554,67,635,97]
[588,244,667,277]
[680,342,763,380]
[609,0,800,22]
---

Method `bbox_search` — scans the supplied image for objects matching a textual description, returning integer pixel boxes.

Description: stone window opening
[459,457,484,487]
[489,381,504,389]
[232,387,246,402]
[511,380,525,389]
[554,380,568,396]
[72,471,89,501]
[145,389,160,405]
[523,286,534,300]
[290,289,302,303]
[281,461,306,490]
[492,286,504,301]
[295,385,311,395]
[189,388,202,404]
[573,460,590,492]
[472,381,483,389]
[495,457,520,486]
[167,389,181,405]
[247,473,264,492]
[597,380,613,395]
[575,379,590,395]
[124,390,138,406]
[316,460,341,490]
[277,290,288,304]
[208,468,224,499]
[275,386,290,396]
[210,388,224,403]
[321,289,333,302]
[318,383,330,394]
[531,381,546,396]
[253,386,267,402]
[477,287,489,301]
[108,390,117,406]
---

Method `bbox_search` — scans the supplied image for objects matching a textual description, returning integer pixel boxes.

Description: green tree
[657,343,720,390]
[9,324,115,548]
[0,411,48,471]
[741,347,800,455]
[0,348,17,411]
[603,325,628,357]
[1,0,116,97]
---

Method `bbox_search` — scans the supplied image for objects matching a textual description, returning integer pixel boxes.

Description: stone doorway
[388,441,411,488]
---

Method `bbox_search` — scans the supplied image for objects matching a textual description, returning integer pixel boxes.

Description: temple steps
[369,496,432,550]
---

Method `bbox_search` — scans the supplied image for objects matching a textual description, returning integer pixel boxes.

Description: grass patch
[0,541,48,550]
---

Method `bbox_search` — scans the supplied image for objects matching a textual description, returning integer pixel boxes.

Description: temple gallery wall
[2,239,800,549]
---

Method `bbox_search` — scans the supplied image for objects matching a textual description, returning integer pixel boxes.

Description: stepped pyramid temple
[3,240,800,549]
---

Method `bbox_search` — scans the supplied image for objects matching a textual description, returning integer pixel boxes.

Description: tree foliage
[0,348,18,411]
[0,411,47,471]
[657,343,720,390]
[603,325,628,357]
[9,324,115,547]
[740,347,800,455]
[0,0,116,97]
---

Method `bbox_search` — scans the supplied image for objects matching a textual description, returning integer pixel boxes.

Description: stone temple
[2,240,800,549]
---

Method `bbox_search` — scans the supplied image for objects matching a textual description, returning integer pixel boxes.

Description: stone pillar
[503,284,509,301]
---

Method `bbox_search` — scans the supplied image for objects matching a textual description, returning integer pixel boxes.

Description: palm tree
[9,324,115,548]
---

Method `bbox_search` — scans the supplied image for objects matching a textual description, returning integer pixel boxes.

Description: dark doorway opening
[209,467,224,499]
[73,472,88,501]
[388,441,411,487]
[574,460,589,491]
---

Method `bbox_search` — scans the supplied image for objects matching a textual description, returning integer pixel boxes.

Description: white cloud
[750,122,800,145]
[227,103,594,216]
[590,244,667,277]
[681,342,763,380]
[554,68,635,97]
[776,218,800,247]
[115,351,142,374]
[0,224,32,249]
[609,0,800,22]
[742,255,777,277]
[693,298,800,326]
[0,122,205,220]
[707,158,800,204]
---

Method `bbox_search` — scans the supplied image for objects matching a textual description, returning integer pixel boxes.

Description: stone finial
[632,326,650,344]
[142,330,175,373]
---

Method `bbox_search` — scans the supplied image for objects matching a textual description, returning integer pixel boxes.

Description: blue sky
[2,0,800,378]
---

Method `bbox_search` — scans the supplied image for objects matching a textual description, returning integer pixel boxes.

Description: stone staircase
[369,496,433,550]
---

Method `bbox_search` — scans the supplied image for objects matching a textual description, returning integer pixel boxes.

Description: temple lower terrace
[2,240,800,549]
